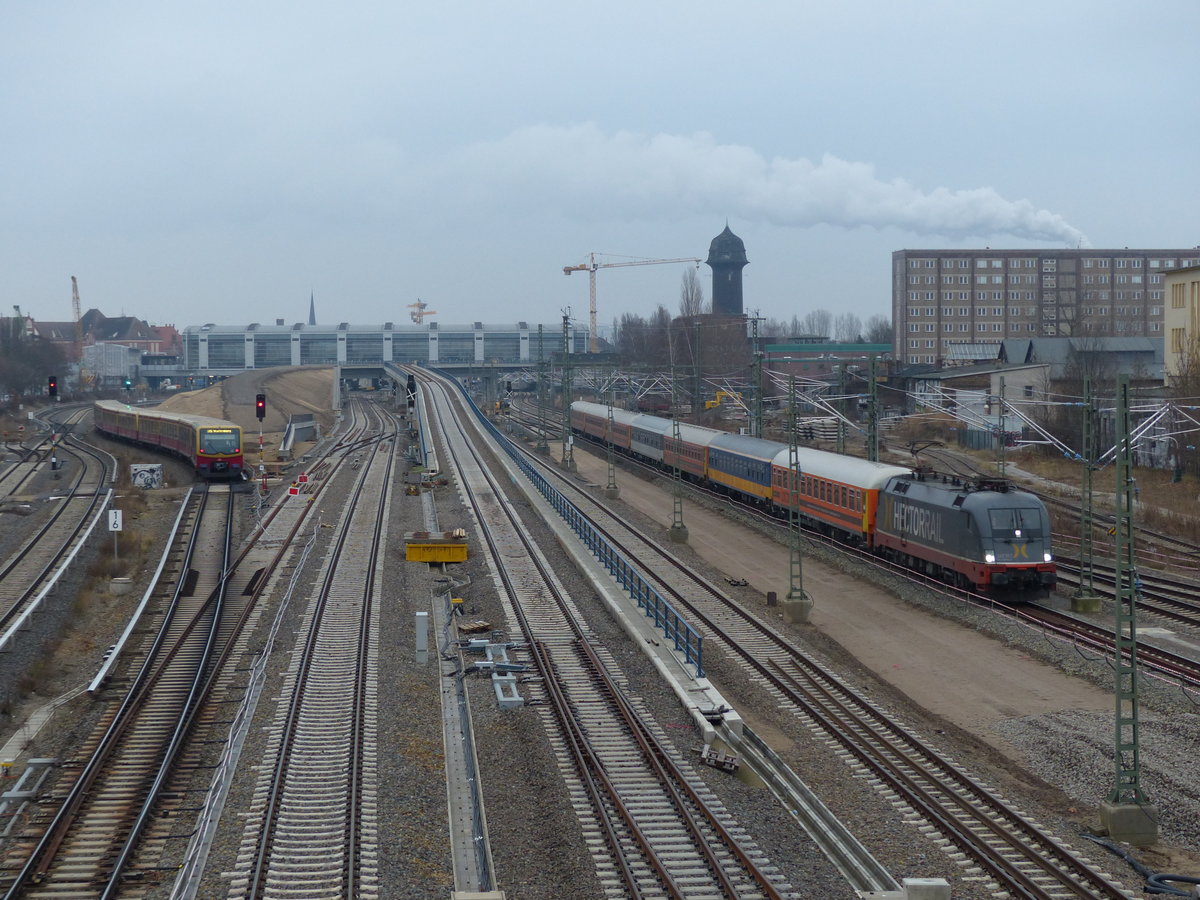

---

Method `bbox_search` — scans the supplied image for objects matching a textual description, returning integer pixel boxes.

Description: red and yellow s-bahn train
[93,400,245,479]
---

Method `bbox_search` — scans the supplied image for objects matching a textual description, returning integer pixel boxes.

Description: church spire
[308,292,317,326]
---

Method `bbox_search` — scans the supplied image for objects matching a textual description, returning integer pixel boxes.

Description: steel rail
[244,404,394,899]
[431,377,784,900]
[505,412,1135,899]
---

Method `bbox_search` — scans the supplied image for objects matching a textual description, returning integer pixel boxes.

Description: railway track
[498,395,1140,898]
[2,485,234,898]
[430,380,791,899]
[0,428,115,652]
[540,410,1200,701]
[227,402,395,900]
[0,401,388,898]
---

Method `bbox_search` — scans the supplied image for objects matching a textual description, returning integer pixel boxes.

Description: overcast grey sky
[3,1,1196,333]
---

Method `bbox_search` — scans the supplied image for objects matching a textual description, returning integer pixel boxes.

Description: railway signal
[48,376,58,398]
[123,378,133,391]
[255,394,266,421]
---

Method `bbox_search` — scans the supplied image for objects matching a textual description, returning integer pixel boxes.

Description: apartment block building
[892,248,1200,366]
[1164,265,1200,387]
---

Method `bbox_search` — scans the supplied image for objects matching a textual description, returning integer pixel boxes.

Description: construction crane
[70,276,97,388]
[408,298,437,324]
[70,276,84,361]
[564,254,702,353]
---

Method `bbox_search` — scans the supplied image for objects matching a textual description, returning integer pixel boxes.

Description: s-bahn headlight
[984,552,996,564]
[1044,552,1053,563]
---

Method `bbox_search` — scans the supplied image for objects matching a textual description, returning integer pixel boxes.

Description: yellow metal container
[404,530,468,563]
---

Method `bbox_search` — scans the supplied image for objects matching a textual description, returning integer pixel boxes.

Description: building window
[992,307,1002,316]
[992,323,1003,332]
[944,323,954,332]
[925,340,935,348]
[1117,275,1128,284]
[959,276,969,284]
[909,339,920,349]
[925,324,935,332]
[1151,322,1161,332]
[1116,259,1128,268]
[1151,306,1162,315]
[909,323,920,332]
[1151,275,1162,284]
[960,323,969,332]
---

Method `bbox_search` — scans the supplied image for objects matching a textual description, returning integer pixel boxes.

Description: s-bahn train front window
[200,428,240,455]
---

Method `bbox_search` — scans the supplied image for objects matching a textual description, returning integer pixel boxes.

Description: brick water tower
[706,224,748,317]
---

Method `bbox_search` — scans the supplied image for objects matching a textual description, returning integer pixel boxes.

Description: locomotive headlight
[1044,552,1053,563]
[984,552,996,564]
[1014,529,1022,537]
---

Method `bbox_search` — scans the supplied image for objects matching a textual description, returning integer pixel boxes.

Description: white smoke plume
[446,124,1087,246]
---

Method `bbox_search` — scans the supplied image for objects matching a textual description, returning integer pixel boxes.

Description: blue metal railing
[440,370,704,677]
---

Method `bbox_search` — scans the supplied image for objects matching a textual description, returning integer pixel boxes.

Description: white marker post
[108,509,123,561]
[415,611,429,664]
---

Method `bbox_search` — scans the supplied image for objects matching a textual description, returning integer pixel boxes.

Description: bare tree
[800,309,833,339]
[833,312,863,343]
[863,314,892,344]
[678,268,708,318]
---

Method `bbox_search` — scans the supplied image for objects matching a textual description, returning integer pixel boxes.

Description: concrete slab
[1100,800,1159,846]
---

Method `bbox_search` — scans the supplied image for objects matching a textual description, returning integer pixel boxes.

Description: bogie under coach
[94,400,245,479]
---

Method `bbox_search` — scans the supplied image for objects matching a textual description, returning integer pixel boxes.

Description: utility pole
[784,376,813,622]
[866,355,880,462]
[1100,374,1158,845]
[996,376,1007,477]
[836,365,847,455]
[692,320,702,418]
[668,364,688,542]
[560,313,575,471]
[535,325,549,454]
[751,313,764,438]
[1072,376,1100,612]
[604,386,619,500]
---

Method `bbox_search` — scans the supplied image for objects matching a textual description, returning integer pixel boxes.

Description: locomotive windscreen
[200,428,240,454]
[988,508,1041,534]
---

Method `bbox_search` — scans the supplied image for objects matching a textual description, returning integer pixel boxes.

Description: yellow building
[1164,265,1200,388]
